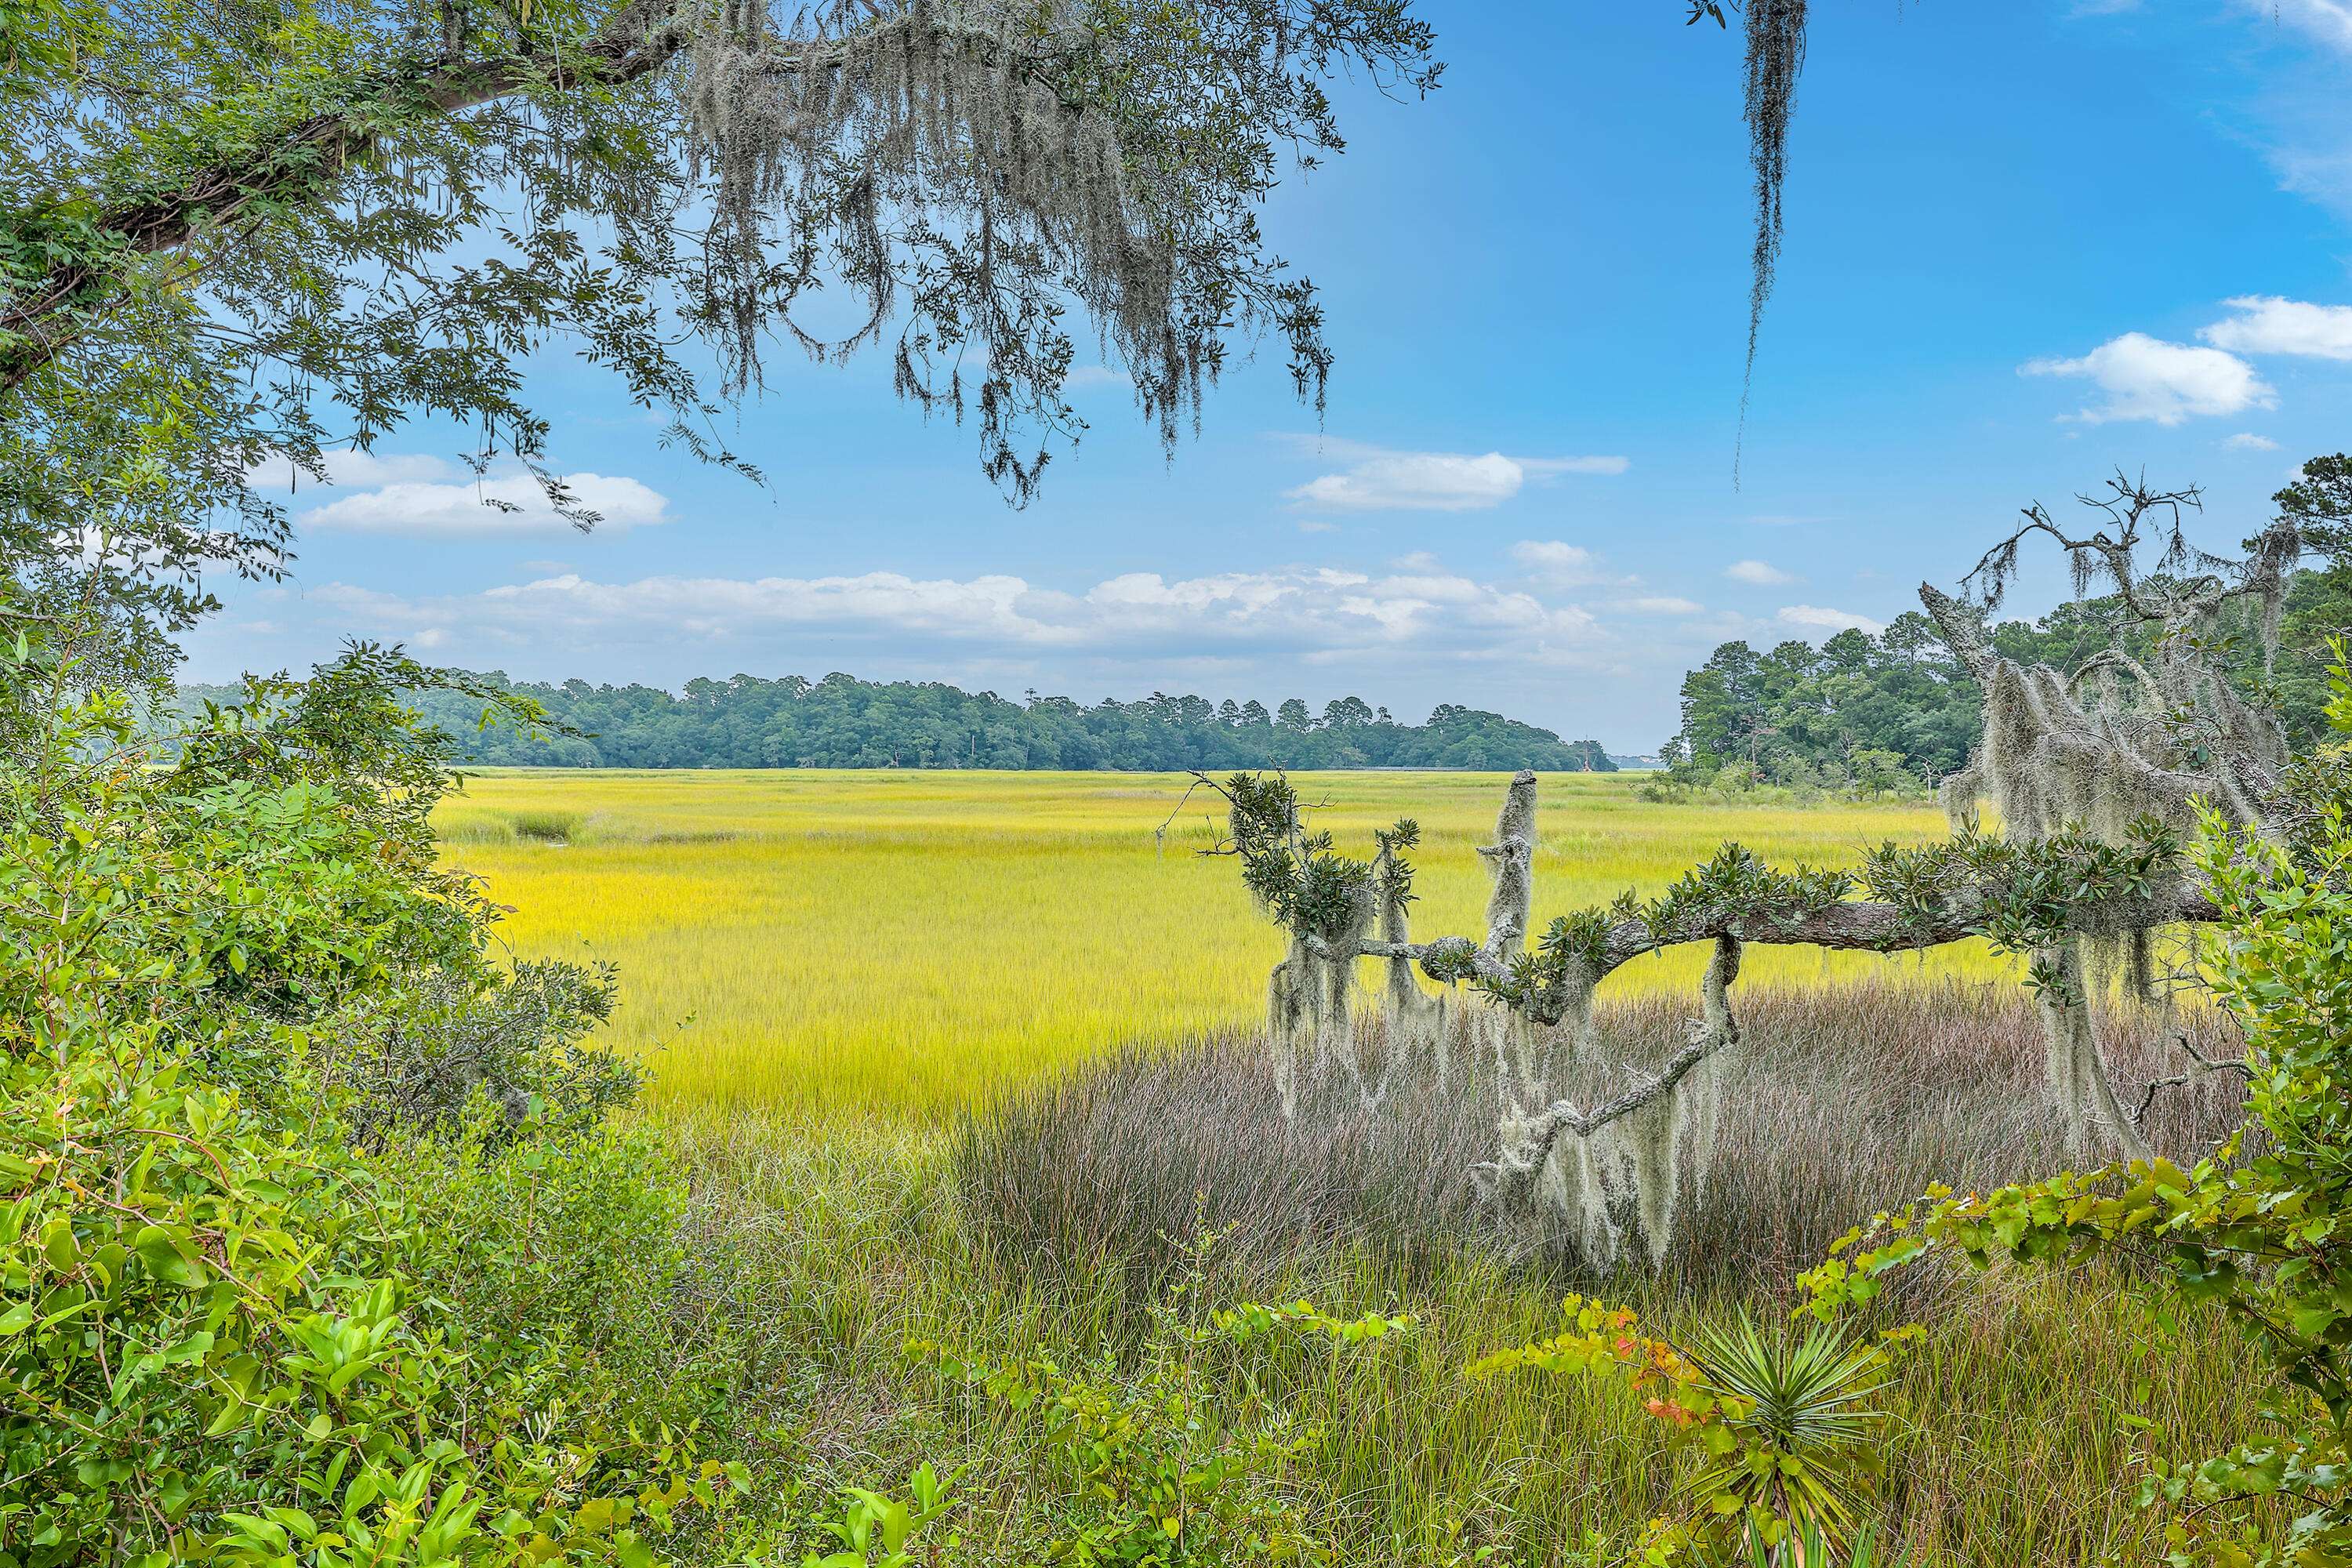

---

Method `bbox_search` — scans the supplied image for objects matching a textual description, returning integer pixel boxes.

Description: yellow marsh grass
[436,769,2012,1120]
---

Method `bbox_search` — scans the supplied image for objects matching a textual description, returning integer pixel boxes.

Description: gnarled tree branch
[0,7,980,392]
[1342,879,2221,1021]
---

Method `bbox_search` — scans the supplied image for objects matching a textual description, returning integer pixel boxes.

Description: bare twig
[2132,1030,2256,1126]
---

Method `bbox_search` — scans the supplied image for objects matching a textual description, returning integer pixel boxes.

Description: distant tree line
[1664,564,2352,793]
[173,672,1618,772]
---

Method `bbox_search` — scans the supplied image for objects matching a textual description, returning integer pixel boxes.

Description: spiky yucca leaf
[1744,1519,1899,1568]
[1682,1315,1893,1552]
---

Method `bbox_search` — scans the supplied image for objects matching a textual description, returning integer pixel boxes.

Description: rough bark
[1475,770,1541,1100]
[1338,882,2220,1015]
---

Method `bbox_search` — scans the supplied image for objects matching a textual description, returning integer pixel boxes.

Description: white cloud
[1726,559,1798,586]
[248,449,459,494]
[307,558,1617,671]
[2020,332,2275,425]
[2238,0,2352,52]
[1065,365,1129,389]
[1509,540,1610,586]
[2226,432,2283,452]
[1289,452,1519,512]
[2201,296,2352,361]
[1622,596,1704,615]
[2273,143,2352,222]
[1777,604,1886,635]
[1286,443,1627,512]
[1519,455,1633,477]
[301,471,671,538]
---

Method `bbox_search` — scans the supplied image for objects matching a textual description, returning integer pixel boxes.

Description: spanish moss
[1736,0,1808,481]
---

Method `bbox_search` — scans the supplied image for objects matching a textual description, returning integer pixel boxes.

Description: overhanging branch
[1332,881,2221,1025]
[0,5,1028,394]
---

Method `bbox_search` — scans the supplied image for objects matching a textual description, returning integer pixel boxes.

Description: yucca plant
[1680,1314,1894,1558]
[1743,1519,1897,1568]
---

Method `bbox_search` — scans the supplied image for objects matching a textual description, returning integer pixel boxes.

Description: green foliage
[328,960,634,1147]
[0,633,736,1563]
[1,0,1436,644]
[1737,1522,1896,1568]
[350,673,1617,774]
[1846,749,1908,800]
[1860,815,2183,996]
[1218,771,1386,945]
[1673,1318,1893,1555]
[916,1236,1415,1567]
[1800,655,2352,1564]
[786,1465,960,1568]
[1470,1297,1899,1564]
[1668,622,1978,790]
[1671,456,2352,785]
[1483,844,1850,1017]
[2272,456,2352,563]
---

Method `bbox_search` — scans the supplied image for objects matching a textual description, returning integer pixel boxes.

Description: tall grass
[423,769,2274,1561]
[957,982,2245,1295]
[509,808,584,844]
[673,1073,2270,1568]
[436,769,2009,1120]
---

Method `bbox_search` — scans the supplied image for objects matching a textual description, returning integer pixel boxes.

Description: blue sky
[189,1,2352,753]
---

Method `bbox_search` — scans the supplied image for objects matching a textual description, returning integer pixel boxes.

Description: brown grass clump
[957,980,2244,1298]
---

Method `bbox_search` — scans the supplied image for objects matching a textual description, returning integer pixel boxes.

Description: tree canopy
[182,669,1617,771]
[1663,461,2352,792]
[0,0,1437,648]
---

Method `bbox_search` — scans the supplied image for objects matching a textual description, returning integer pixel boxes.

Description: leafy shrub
[328,960,636,1146]
[379,1116,695,1423]
[0,643,742,1563]
[913,1235,1415,1567]
[791,1465,960,1568]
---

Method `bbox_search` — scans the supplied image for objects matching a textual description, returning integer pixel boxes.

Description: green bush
[914,1235,1415,1568]
[328,960,635,1147]
[510,811,583,844]
[0,643,742,1564]
[379,1117,698,1431]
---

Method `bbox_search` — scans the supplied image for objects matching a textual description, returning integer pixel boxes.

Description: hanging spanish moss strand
[678,2,1127,495]
[1265,884,1374,1120]
[1483,927,1745,1271]
[1734,0,1808,482]
[1916,480,2302,1152]
[1265,936,1311,1121]
[1676,935,1740,1214]
[2036,939,2156,1164]
[666,1,1443,503]
[1376,839,1453,1089]
[2125,925,2161,1011]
